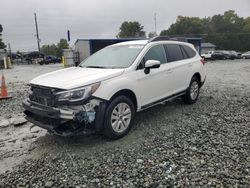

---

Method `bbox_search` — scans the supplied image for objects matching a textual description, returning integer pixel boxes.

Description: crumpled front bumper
[23,99,74,130]
[23,98,107,135]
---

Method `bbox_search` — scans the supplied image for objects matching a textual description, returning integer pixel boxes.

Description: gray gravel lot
[0,60,250,187]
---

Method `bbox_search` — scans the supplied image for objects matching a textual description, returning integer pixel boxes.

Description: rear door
[164,44,193,94]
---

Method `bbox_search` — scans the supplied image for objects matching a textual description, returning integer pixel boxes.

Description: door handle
[166,69,173,73]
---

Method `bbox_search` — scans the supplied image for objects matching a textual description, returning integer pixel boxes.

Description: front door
[136,45,174,107]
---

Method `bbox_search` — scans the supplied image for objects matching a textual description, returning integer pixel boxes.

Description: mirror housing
[144,60,160,74]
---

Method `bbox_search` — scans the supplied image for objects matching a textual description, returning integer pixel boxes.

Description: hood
[30,67,124,89]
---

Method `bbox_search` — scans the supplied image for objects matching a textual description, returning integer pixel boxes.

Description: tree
[148,32,157,38]
[243,17,250,33]
[159,30,168,36]
[117,21,146,38]
[56,39,69,57]
[41,39,69,57]
[41,44,58,56]
[208,10,244,34]
[159,10,250,51]
[160,16,205,36]
[0,24,6,49]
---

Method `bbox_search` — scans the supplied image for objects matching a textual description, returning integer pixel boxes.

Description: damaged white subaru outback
[23,37,206,139]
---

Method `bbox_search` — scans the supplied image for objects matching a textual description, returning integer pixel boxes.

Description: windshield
[79,45,144,68]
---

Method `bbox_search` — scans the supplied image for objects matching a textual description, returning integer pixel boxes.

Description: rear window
[182,45,196,58]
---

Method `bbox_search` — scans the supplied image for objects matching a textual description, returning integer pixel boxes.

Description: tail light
[200,58,206,65]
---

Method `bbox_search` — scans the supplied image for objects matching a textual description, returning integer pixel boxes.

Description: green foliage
[148,32,157,38]
[57,39,69,53]
[206,33,250,52]
[243,17,250,32]
[117,21,146,38]
[166,17,205,35]
[160,10,250,51]
[41,39,69,57]
[0,24,6,49]
[41,44,57,56]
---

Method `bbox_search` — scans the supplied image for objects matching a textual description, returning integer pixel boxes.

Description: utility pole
[154,13,157,35]
[34,13,40,52]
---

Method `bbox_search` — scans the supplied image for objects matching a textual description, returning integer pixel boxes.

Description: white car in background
[23,37,206,139]
[201,51,214,59]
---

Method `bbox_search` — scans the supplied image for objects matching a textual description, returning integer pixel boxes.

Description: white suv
[23,37,206,139]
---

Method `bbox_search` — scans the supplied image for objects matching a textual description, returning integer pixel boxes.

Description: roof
[75,37,202,45]
[201,42,216,48]
[112,40,148,46]
[75,38,146,45]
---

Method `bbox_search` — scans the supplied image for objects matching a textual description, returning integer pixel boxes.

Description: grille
[29,85,59,107]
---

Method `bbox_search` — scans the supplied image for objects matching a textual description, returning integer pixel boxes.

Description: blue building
[75,38,202,62]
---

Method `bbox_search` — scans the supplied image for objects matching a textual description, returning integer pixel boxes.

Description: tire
[183,77,200,104]
[103,96,135,139]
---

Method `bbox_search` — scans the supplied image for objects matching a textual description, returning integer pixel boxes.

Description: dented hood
[30,67,124,89]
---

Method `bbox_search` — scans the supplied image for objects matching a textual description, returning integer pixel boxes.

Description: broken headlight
[56,82,100,102]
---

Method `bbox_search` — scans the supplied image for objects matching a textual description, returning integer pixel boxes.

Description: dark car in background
[211,50,230,60]
[39,55,61,65]
[24,51,45,64]
[46,55,61,64]
[242,51,250,59]
[228,51,240,60]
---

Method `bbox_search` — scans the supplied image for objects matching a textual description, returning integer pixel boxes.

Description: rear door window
[180,46,189,59]
[164,44,184,62]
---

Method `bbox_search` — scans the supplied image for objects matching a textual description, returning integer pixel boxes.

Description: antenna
[34,13,40,52]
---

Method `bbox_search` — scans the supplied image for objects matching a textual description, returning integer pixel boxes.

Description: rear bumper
[23,98,107,135]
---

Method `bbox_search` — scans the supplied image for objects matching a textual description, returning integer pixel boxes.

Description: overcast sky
[1,0,250,51]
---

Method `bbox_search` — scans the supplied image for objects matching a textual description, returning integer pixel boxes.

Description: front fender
[93,74,141,110]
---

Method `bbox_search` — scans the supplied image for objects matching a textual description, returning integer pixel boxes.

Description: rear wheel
[103,96,135,139]
[183,77,200,104]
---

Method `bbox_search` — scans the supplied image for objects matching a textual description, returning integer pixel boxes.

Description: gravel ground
[0,60,250,187]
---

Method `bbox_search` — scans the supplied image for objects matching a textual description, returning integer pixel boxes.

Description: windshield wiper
[84,66,107,69]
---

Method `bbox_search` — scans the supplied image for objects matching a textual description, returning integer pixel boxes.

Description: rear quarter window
[182,45,196,58]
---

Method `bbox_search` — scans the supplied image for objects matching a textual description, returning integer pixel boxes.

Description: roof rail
[149,36,170,42]
[170,37,188,42]
[149,36,188,43]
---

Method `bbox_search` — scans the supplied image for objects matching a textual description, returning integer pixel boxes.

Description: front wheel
[183,77,200,104]
[103,96,135,139]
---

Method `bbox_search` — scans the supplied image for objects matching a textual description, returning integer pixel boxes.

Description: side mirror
[144,60,160,74]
